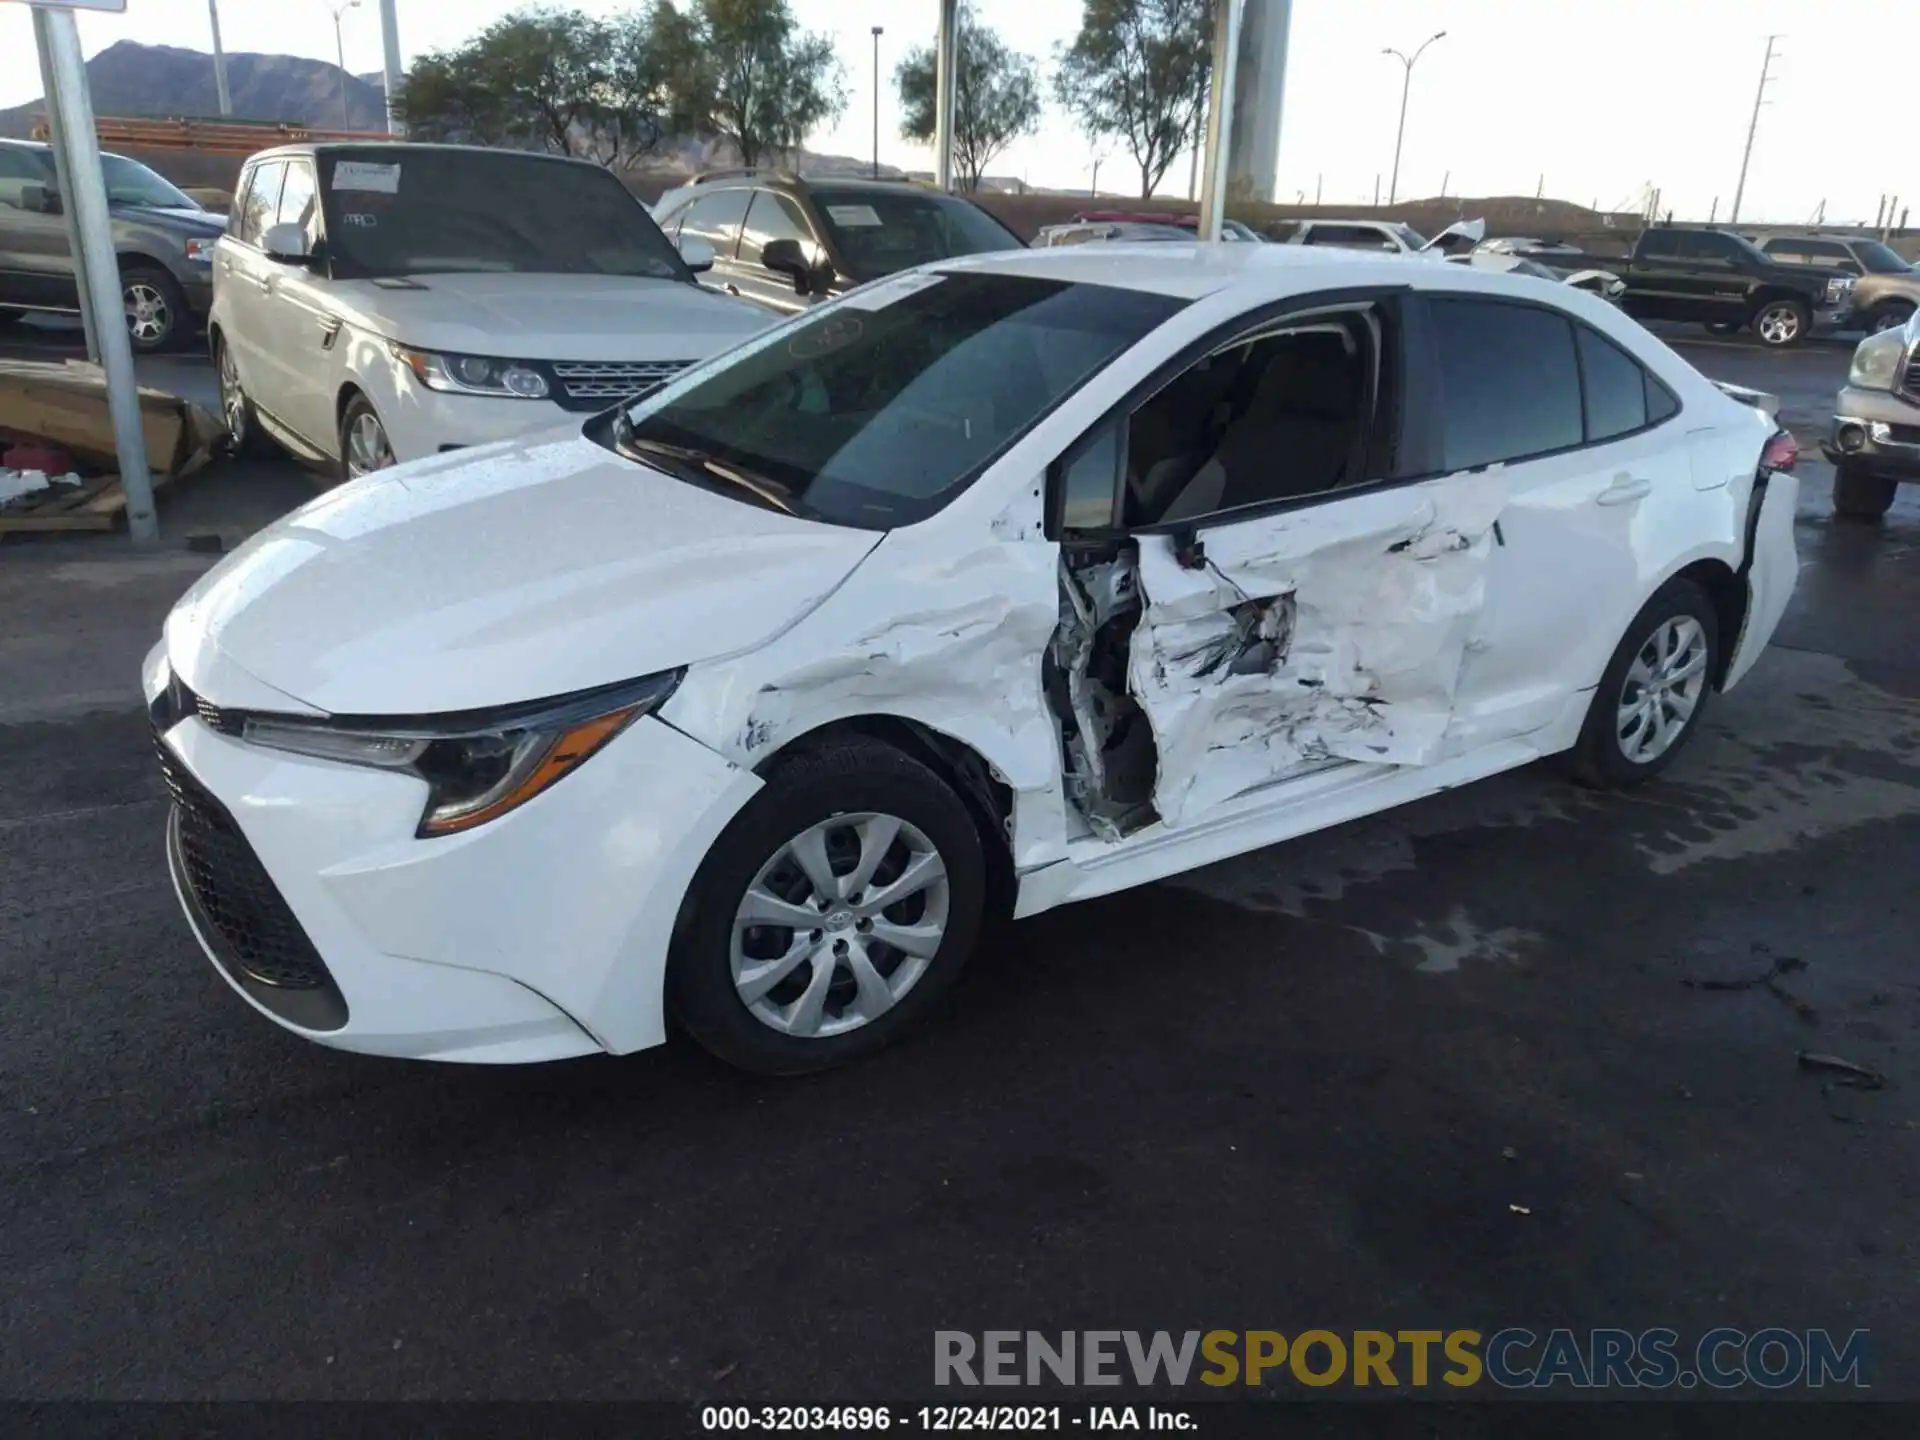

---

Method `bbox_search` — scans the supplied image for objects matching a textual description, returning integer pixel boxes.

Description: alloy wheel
[1754,304,1801,346]
[344,410,395,477]
[1616,616,1709,764]
[1872,307,1914,334]
[730,812,951,1040]
[217,342,246,445]
[124,282,171,345]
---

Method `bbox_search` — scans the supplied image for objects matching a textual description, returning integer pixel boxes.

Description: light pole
[1382,30,1445,207]
[871,26,883,179]
[328,0,362,132]
[208,1,232,116]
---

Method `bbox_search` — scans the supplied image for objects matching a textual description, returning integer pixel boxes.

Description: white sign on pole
[9,2,131,12]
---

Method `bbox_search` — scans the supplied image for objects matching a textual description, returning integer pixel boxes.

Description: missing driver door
[1127,472,1506,826]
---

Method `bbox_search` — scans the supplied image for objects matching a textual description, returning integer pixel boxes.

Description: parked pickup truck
[1615,226,1853,348]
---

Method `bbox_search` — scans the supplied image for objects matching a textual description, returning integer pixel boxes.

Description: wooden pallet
[0,470,172,534]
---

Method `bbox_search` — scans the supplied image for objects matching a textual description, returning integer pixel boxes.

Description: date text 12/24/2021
[702,1407,1191,1432]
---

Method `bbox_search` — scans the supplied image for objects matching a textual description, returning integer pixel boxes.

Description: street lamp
[328,0,362,132]
[208,1,232,116]
[871,26,884,179]
[1382,30,1445,207]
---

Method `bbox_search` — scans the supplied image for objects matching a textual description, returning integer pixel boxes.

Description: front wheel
[1751,297,1810,348]
[337,393,396,483]
[1832,465,1898,522]
[1568,580,1720,789]
[669,736,988,1075]
[1867,301,1915,335]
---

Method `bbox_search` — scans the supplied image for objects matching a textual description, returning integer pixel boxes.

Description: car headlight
[239,672,681,837]
[184,238,217,265]
[1825,275,1854,303]
[1847,329,1909,391]
[391,344,553,400]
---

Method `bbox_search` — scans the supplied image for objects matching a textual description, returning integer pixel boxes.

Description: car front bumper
[151,684,764,1063]
[1821,385,1920,482]
[378,390,590,467]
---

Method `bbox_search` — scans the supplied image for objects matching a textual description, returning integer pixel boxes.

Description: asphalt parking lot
[2,326,1917,1401]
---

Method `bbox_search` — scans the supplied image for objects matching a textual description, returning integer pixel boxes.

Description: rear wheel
[669,736,987,1075]
[121,264,188,353]
[1751,297,1810,349]
[1568,580,1719,789]
[1832,465,1898,522]
[213,333,273,457]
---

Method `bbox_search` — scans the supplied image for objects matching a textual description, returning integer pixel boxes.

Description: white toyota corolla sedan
[147,244,1800,1074]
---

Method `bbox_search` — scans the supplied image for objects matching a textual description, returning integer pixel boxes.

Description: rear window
[316,149,689,283]
[608,273,1183,528]
[809,190,1022,281]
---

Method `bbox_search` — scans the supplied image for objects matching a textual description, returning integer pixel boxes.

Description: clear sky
[0,0,1909,224]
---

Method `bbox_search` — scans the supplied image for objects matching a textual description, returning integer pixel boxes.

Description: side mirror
[759,237,817,295]
[21,183,61,215]
[677,236,716,273]
[261,222,313,264]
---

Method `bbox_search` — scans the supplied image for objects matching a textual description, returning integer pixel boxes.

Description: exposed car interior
[1123,315,1379,526]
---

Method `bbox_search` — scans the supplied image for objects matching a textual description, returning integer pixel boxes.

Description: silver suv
[0,138,225,352]
[1826,311,1920,520]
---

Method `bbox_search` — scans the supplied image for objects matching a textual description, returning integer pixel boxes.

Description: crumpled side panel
[1129,473,1508,826]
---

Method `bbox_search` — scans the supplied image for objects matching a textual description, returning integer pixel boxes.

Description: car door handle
[723,282,741,295]
[1596,475,1652,506]
[255,276,275,294]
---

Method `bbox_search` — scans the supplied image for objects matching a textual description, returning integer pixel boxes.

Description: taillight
[1761,430,1798,472]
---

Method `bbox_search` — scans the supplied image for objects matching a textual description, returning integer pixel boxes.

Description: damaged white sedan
[147,245,1800,1074]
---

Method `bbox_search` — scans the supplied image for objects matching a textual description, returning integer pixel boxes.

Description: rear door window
[1429,297,1583,469]
[1576,325,1650,440]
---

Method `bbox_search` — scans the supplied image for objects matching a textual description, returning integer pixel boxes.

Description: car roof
[242,141,609,171]
[933,240,1579,301]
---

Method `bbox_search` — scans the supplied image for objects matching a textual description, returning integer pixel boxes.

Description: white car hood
[165,431,881,715]
[329,273,772,361]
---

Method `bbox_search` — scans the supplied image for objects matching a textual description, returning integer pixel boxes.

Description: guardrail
[28,115,393,155]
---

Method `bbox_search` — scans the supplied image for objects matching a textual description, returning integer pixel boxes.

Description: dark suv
[650,171,1023,315]
[0,138,226,352]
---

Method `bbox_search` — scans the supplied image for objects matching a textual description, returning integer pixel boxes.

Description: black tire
[1867,300,1915,335]
[120,264,189,353]
[1567,579,1720,790]
[668,736,988,1075]
[212,332,275,458]
[1704,320,1743,335]
[336,392,395,483]
[1832,464,1898,522]
[1750,296,1811,349]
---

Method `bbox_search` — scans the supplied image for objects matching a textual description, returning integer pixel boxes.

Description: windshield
[810,190,1023,281]
[1853,240,1913,275]
[100,154,197,210]
[316,149,689,282]
[607,272,1183,528]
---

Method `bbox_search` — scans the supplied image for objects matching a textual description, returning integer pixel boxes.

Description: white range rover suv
[210,143,772,477]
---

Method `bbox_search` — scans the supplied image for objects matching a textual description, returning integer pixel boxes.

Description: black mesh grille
[156,734,334,992]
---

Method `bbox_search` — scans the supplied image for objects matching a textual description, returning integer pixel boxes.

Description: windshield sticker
[825,203,883,227]
[333,162,401,194]
[788,314,866,360]
[342,212,378,228]
[839,272,946,311]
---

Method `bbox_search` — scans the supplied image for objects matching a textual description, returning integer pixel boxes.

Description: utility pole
[208,1,232,116]
[1373,173,1380,207]
[327,0,361,132]
[38,4,159,544]
[1314,173,1321,204]
[31,6,99,364]
[870,26,883,179]
[378,0,404,136]
[1440,168,1448,197]
[933,0,958,191]
[1194,0,1241,241]
[1729,34,1781,225]
[1382,30,1445,207]
[1089,152,1102,198]
[1708,196,1718,223]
